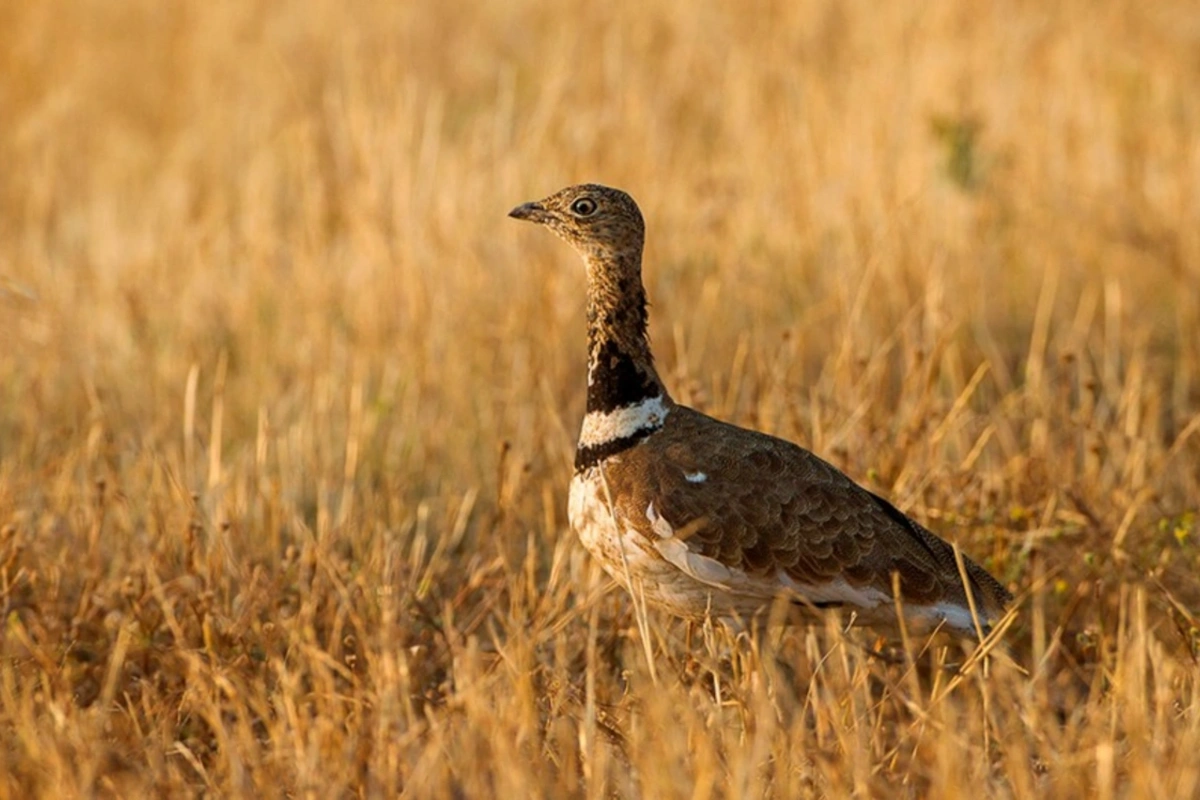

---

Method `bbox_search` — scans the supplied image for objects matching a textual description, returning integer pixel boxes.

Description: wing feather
[606,406,1011,619]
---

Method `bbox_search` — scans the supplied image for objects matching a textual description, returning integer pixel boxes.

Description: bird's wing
[604,406,1010,618]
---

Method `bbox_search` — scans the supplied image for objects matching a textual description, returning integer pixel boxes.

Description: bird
[509,183,1012,636]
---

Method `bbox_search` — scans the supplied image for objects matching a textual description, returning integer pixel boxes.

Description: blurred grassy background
[2,0,1199,796]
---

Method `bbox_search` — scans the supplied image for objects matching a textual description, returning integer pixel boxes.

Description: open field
[2,0,1199,796]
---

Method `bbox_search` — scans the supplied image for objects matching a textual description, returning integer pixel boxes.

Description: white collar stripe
[578,395,668,449]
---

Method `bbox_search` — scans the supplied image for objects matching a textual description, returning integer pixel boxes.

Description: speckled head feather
[509,184,645,262]
[510,184,1013,638]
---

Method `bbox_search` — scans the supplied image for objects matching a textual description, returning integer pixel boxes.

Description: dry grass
[2,0,1199,796]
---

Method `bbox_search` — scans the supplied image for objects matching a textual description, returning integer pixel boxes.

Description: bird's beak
[508,201,546,222]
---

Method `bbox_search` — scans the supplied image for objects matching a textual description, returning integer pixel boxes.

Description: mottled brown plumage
[510,184,1012,635]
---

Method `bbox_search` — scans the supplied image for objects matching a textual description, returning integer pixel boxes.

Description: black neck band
[574,427,656,471]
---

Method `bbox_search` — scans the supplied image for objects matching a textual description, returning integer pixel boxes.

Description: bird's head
[508,184,645,261]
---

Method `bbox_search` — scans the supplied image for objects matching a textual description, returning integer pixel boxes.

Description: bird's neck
[575,251,671,470]
[583,252,667,413]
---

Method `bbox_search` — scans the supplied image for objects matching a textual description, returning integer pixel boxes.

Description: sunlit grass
[1,0,1199,795]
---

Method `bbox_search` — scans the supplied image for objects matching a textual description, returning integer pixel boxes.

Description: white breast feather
[644,502,674,539]
[777,572,889,608]
[652,537,736,589]
[908,601,981,633]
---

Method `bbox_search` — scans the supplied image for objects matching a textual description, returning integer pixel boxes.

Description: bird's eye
[570,197,597,216]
